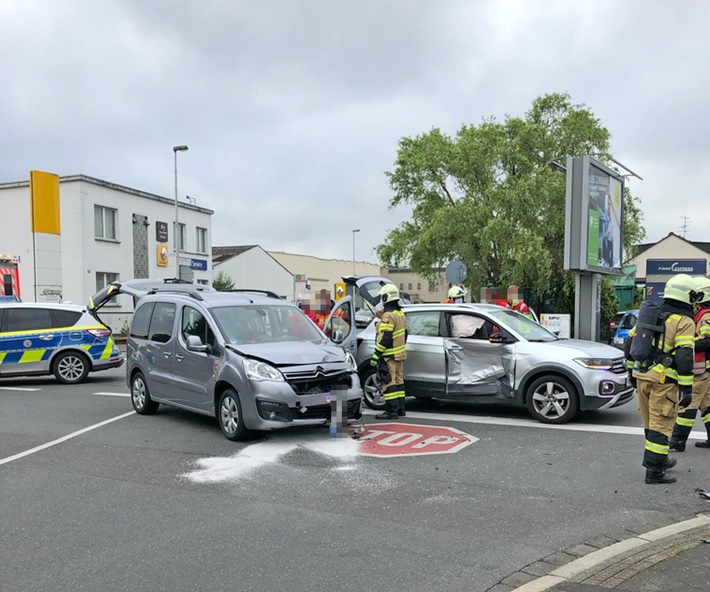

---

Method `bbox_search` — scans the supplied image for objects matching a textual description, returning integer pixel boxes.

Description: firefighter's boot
[669,438,686,452]
[664,457,677,470]
[695,440,710,448]
[645,470,677,485]
[376,400,399,420]
[397,398,406,417]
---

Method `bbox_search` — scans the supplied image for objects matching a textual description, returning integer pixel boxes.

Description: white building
[213,245,294,299]
[0,172,213,332]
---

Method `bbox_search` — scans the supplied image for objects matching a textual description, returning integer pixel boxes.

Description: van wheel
[218,389,251,441]
[526,375,579,424]
[361,367,386,410]
[131,371,159,415]
[53,351,90,384]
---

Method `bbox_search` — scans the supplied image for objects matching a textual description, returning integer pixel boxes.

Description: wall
[214,247,294,299]
[387,269,449,303]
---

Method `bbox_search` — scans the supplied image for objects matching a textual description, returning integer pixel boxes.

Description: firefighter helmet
[693,276,710,305]
[379,284,400,305]
[448,285,466,300]
[663,274,696,305]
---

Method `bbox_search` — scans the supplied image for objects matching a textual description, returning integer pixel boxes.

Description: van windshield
[211,305,323,345]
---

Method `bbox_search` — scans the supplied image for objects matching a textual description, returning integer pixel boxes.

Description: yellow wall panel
[30,170,61,234]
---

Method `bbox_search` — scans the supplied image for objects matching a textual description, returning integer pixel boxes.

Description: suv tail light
[87,328,112,338]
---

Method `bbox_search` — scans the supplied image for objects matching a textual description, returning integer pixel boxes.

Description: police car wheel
[52,351,90,384]
[218,388,251,441]
[525,375,579,424]
[361,367,386,410]
[131,371,159,415]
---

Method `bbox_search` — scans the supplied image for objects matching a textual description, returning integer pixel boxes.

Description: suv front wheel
[218,389,250,441]
[361,367,386,410]
[525,375,579,424]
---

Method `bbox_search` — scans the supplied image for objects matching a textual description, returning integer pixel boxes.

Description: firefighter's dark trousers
[672,372,710,445]
[637,378,677,472]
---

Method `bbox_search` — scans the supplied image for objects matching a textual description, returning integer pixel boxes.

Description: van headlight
[574,358,614,371]
[345,352,357,372]
[243,359,285,382]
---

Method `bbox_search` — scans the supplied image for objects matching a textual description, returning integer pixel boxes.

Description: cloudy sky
[1,0,709,265]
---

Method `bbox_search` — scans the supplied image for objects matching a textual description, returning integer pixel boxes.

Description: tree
[212,270,235,291]
[377,92,645,314]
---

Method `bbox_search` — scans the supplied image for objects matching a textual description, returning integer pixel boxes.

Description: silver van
[93,282,362,441]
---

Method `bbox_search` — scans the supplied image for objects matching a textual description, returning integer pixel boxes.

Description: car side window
[182,306,216,348]
[621,314,637,330]
[51,310,82,328]
[148,303,176,344]
[407,311,441,337]
[130,303,154,339]
[448,314,489,339]
[3,308,53,332]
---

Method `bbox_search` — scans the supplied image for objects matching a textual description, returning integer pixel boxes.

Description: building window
[417,283,421,290]
[399,283,403,290]
[196,227,207,254]
[428,281,436,292]
[408,283,412,290]
[94,205,117,240]
[177,223,186,251]
[96,272,119,292]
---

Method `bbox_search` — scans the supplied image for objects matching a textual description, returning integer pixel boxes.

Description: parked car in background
[609,311,626,343]
[612,309,639,349]
[0,301,123,383]
[354,306,375,329]
[345,302,633,424]
[90,282,362,441]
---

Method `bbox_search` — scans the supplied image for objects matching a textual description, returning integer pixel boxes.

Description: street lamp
[173,145,189,278]
[352,229,360,275]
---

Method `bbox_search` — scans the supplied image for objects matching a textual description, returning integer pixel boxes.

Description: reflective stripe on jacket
[374,309,407,361]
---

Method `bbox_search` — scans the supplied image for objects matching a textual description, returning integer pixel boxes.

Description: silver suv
[95,283,362,441]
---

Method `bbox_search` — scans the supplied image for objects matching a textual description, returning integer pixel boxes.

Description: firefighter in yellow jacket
[670,276,710,451]
[370,284,408,420]
[629,274,696,484]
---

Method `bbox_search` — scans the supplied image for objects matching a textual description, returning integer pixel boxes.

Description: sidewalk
[489,514,710,592]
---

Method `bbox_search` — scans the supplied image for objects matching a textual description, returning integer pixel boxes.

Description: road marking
[92,392,130,397]
[0,386,41,392]
[0,411,135,467]
[362,409,709,439]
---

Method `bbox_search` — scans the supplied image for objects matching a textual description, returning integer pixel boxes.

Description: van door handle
[163,352,172,358]
[447,344,463,351]
[175,354,184,362]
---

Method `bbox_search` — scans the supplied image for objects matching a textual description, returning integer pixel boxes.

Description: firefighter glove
[679,386,693,408]
[370,357,378,368]
[627,370,637,389]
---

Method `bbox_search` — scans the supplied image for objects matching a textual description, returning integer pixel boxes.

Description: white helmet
[379,284,400,305]
[448,285,466,300]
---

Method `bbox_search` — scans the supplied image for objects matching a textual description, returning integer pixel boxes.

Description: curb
[505,513,710,592]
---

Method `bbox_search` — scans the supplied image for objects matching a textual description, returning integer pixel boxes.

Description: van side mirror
[186,334,209,353]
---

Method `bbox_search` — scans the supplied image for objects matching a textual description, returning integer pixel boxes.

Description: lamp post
[352,229,360,275]
[173,145,189,278]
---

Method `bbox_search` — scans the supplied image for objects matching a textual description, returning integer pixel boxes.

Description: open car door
[88,281,147,318]
[322,296,357,356]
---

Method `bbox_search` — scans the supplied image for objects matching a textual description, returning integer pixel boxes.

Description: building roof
[637,232,710,256]
[212,245,259,265]
[0,174,214,215]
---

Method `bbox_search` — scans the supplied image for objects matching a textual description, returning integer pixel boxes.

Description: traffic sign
[445,260,467,284]
[357,423,477,457]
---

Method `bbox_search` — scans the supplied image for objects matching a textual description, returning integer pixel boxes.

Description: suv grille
[611,358,627,374]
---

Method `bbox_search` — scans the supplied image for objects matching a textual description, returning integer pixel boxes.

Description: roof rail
[146,288,204,301]
[224,289,283,300]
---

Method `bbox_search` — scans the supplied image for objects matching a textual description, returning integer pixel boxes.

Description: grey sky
[2,0,708,265]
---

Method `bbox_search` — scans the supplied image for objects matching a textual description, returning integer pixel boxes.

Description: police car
[0,302,123,384]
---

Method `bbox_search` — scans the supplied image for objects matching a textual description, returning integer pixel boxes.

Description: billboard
[564,156,625,275]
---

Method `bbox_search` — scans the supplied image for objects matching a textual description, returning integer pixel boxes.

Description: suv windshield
[489,309,558,341]
[211,304,324,345]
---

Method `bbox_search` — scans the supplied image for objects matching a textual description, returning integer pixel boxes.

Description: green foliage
[378,92,646,326]
[212,270,235,291]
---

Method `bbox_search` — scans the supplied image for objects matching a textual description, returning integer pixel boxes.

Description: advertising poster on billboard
[586,163,623,270]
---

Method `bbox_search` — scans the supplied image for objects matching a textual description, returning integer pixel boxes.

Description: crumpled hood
[541,339,624,358]
[230,340,346,366]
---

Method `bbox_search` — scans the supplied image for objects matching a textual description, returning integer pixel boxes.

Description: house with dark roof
[627,232,710,283]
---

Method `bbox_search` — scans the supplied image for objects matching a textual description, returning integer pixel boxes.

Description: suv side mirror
[488,331,509,344]
[186,334,209,353]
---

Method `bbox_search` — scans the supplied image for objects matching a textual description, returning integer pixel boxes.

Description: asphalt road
[2,368,709,592]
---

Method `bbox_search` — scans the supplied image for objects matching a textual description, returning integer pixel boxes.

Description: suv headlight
[574,358,614,371]
[345,352,357,372]
[243,359,285,382]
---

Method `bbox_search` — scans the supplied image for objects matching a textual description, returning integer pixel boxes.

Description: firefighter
[670,276,710,451]
[631,274,696,484]
[370,284,407,420]
[443,285,466,304]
